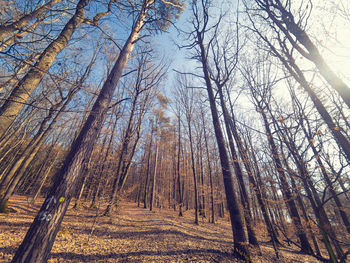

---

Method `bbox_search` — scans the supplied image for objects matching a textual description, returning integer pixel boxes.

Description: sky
[154,0,350,87]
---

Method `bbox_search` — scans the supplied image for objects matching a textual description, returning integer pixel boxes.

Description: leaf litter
[0,195,324,262]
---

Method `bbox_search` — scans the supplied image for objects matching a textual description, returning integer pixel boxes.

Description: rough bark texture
[11,1,151,261]
[0,0,88,137]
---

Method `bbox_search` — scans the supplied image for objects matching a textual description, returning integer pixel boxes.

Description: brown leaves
[1,195,323,263]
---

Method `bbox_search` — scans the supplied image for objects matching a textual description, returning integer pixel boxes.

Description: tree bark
[261,109,313,254]
[11,1,152,261]
[150,126,159,212]
[0,0,62,42]
[196,31,250,260]
[217,84,259,246]
[201,109,215,223]
[0,0,89,137]
[187,120,199,224]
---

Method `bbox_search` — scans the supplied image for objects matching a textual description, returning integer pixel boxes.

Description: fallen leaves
[0,195,326,263]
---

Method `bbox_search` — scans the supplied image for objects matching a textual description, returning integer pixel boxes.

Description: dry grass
[0,195,325,262]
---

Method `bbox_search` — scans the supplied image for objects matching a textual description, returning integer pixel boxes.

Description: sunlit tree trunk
[0,0,62,42]
[11,1,152,261]
[254,0,350,109]
[0,0,89,137]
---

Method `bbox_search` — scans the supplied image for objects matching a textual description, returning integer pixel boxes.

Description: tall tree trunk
[301,118,350,235]
[176,117,184,216]
[143,125,154,209]
[201,109,214,224]
[117,129,141,191]
[272,102,345,258]
[104,93,140,215]
[198,139,206,218]
[0,0,89,137]
[11,2,151,261]
[217,84,259,246]
[150,126,159,212]
[0,86,78,211]
[0,0,62,41]
[288,171,322,257]
[259,109,313,254]
[187,122,199,224]
[171,127,177,211]
[263,37,350,162]
[256,0,350,109]
[241,134,281,246]
[89,130,111,209]
[0,102,60,193]
[196,32,250,260]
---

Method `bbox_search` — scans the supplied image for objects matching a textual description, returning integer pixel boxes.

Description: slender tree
[251,0,350,109]
[0,0,113,137]
[11,1,184,261]
[178,1,251,259]
[243,58,313,254]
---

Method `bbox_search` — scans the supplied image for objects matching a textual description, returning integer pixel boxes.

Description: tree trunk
[197,32,250,260]
[259,0,350,109]
[11,2,151,261]
[217,84,259,246]
[272,102,345,258]
[143,126,154,209]
[0,87,77,211]
[0,0,62,41]
[201,109,215,224]
[187,122,199,224]
[260,109,313,254]
[150,126,159,212]
[302,120,350,235]
[242,134,281,246]
[0,0,89,137]
[176,116,184,217]
[104,94,141,215]
[264,37,350,162]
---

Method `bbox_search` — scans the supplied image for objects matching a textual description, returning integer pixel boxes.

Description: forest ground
[0,195,323,262]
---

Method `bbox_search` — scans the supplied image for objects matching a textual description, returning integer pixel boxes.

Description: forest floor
[0,195,325,262]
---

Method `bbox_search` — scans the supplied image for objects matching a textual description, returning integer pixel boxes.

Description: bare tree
[0,0,113,137]
[242,57,314,254]
[175,76,199,224]
[245,1,350,163]
[11,1,184,261]
[177,0,251,259]
[249,0,350,109]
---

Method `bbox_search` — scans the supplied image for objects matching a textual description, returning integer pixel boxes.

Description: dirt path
[0,195,322,262]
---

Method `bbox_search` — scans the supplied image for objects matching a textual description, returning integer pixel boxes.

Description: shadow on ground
[50,248,235,262]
